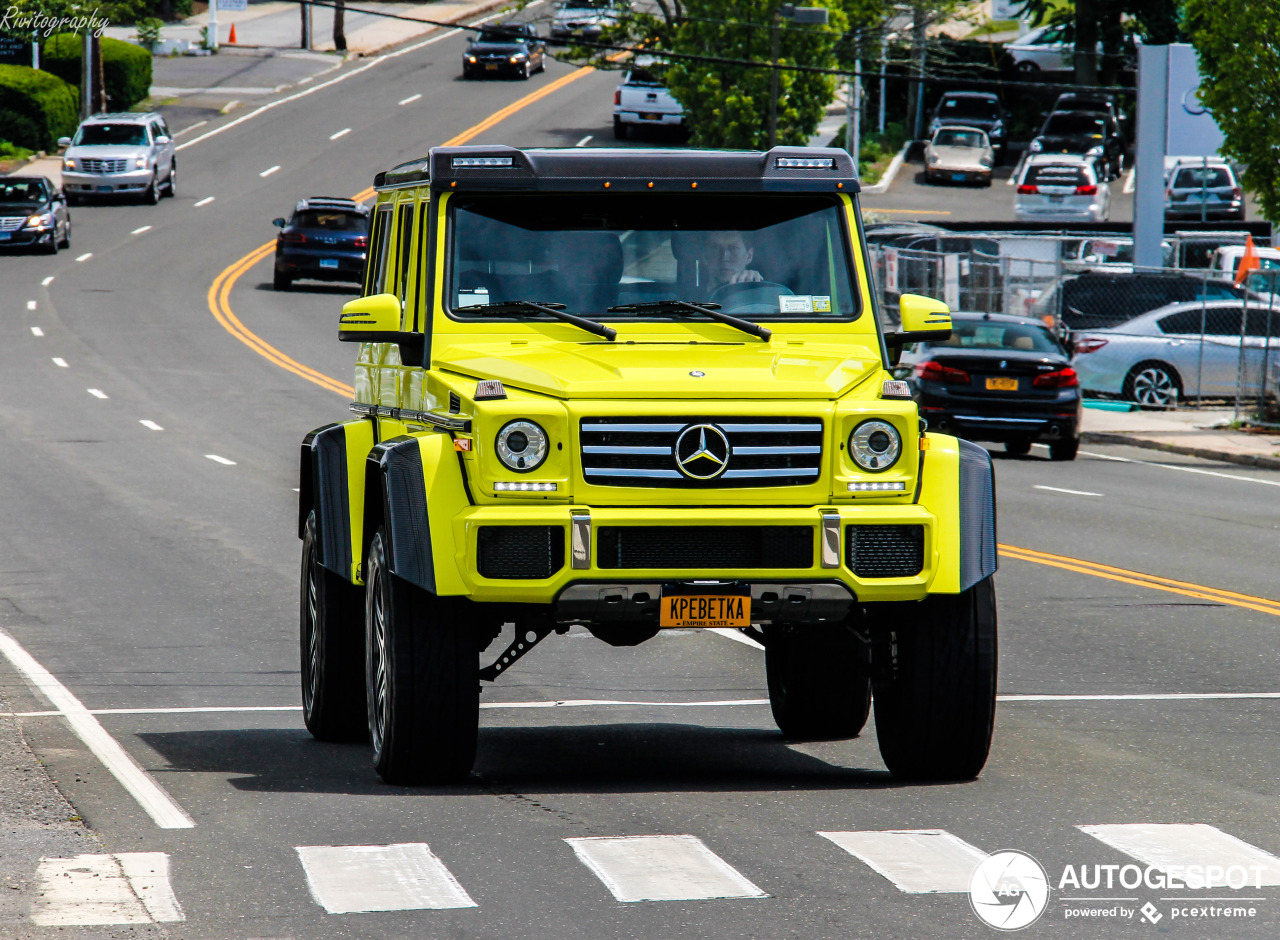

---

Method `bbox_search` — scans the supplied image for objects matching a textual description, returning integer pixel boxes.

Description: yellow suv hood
[439,341,880,399]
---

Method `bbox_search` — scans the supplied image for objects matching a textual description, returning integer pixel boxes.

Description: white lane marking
[328,127,351,140]
[1079,824,1280,886]
[31,327,43,337]
[131,225,151,235]
[205,454,236,465]
[173,119,207,137]
[709,627,765,650]
[399,93,422,105]
[259,165,281,177]
[1123,167,1136,194]
[32,853,184,925]
[1034,484,1103,497]
[0,627,193,829]
[27,300,36,310]
[297,844,476,913]
[140,420,164,431]
[87,388,108,399]
[819,830,989,894]
[52,357,67,367]
[194,196,214,207]
[75,252,91,262]
[41,275,55,286]
[1082,449,1280,487]
[566,835,767,903]
[175,6,518,150]
[575,134,593,147]
[1002,692,1280,701]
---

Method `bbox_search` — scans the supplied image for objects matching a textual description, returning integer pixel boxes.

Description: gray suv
[59,112,176,205]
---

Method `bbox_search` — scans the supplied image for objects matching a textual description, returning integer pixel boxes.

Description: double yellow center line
[1000,544,1280,617]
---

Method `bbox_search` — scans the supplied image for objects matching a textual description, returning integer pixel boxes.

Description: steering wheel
[708,280,793,314]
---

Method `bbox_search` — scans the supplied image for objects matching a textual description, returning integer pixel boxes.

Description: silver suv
[59,112,176,206]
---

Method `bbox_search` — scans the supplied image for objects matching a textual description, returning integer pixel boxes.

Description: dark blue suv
[272,197,370,290]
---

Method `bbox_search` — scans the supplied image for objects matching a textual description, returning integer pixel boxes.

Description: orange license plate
[660,589,750,628]
[986,376,1018,391]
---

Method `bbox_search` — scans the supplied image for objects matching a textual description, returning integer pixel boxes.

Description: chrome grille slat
[580,416,823,489]
[0,217,25,232]
[80,158,129,174]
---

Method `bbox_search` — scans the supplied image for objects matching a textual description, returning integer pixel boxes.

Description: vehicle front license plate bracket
[660,582,750,628]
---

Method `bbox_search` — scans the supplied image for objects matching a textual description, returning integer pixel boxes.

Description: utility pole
[209,0,219,51]
[846,31,861,169]
[768,4,829,148]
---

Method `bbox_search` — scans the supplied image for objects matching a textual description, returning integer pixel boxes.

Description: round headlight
[849,420,902,472]
[496,420,548,472]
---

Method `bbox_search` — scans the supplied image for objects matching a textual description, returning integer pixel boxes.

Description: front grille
[80,158,129,174]
[581,417,822,488]
[597,526,813,569]
[846,525,924,578]
[0,217,25,232]
[477,526,564,579]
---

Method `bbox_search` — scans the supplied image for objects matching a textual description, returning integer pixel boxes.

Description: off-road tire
[870,576,998,780]
[365,529,479,784]
[1050,436,1080,461]
[764,622,871,740]
[300,512,367,741]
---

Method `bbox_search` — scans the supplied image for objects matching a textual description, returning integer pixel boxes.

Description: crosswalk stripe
[1078,824,1280,886]
[565,835,768,903]
[296,843,477,913]
[819,830,990,894]
[31,853,184,925]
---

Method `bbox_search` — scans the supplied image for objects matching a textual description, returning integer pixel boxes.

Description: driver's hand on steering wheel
[725,268,764,284]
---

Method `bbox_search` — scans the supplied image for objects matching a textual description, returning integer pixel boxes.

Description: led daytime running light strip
[848,481,907,492]
[494,481,558,491]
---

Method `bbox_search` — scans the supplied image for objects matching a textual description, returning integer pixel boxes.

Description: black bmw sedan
[899,312,1082,461]
[0,176,71,254]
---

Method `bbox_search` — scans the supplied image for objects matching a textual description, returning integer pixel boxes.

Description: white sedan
[924,126,994,186]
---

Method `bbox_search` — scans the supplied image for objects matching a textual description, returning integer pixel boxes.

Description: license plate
[642,113,661,121]
[660,585,749,628]
[1049,195,1064,203]
[952,172,967,181]
[485,64,498,70]
[0,231,9,240]
[319,259,339,269]
[986,376,1019,391]
[98,186,112,192]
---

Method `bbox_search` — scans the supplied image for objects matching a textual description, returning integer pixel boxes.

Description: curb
[1081,432,1280,471]
[860,143,908,195]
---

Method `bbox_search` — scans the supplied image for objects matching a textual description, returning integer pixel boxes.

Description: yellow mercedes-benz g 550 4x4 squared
[298,145,998,786]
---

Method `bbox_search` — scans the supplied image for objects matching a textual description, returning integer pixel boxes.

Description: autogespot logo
[969,851,1051,931]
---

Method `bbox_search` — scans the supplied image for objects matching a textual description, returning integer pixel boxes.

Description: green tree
[1185,0,1280,223]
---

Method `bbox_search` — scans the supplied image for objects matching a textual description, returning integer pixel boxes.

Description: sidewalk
[1081,404,1280,470]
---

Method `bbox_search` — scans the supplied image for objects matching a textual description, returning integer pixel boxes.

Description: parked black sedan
[1028,110,1126,179]
[272,197,369,291]
[899,312,1082,460]
[0,176,71,254]
[462,26,546,79]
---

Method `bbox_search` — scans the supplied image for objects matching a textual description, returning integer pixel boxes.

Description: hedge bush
[0,63,79,150]
[41,33,151,112]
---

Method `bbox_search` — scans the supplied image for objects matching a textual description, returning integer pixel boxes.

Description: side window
[364,206,393,296]
[414,199,431,332]
[150,121,163,142]
[1158,311,1204,334]
[394,202,413,303]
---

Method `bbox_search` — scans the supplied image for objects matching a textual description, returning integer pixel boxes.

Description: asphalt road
[3,29,1280,940]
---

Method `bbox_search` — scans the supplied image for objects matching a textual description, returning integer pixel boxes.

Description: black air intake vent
[597,526,813,569]
[477,526,564,579]
[846,525,924,578]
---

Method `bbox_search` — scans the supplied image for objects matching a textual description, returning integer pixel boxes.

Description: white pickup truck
[613,66,685,139]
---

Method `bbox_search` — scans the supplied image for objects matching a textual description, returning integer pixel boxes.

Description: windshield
[931,320,1061,354]
[74,123,148,146]
[1043,114,1106,136]
[938,98,998,120]
[477,29,523,42]
[0,180,47,203]
[933,129,986,148]
[449,194,860,320]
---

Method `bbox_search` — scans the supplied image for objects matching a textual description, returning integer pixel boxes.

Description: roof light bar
[452,156,515,168]
[847,481,907,492]
[775,157,835,169]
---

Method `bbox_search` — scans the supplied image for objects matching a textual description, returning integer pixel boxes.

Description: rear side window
[292,210,366,231]
[1024,164,1090,187]
[364,207,392,295]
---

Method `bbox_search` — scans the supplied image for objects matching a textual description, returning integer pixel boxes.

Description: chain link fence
[867,232,1280,417]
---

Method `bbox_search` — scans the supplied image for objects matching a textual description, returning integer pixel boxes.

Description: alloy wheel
[1131,366,1178,406]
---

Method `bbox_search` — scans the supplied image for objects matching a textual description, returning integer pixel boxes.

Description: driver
[699,230,762,296]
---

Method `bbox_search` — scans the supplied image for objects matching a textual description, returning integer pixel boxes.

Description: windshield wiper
[457,300,616,341]
[607,300,771,341]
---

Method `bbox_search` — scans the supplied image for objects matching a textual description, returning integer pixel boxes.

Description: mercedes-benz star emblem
[689,370,706,377]
[674,424,730,480]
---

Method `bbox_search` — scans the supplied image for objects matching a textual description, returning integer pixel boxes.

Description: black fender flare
[957,439,997,591]
[299,423,353,580]
[363,436,436,594]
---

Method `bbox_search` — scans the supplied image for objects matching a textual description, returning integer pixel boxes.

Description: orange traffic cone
[228,23,238,44]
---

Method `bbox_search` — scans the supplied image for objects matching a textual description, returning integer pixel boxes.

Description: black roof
[375,145,860,194]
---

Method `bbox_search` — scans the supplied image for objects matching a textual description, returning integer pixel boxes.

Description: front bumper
[918,387,1081,442]
[617,110,685,128]
[0,225,54,247]
[63,168,152,194]
[450,504,939,605]
[928,165,990,182]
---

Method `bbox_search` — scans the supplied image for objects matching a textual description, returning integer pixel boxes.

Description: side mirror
[57,137,71,149]
[272,217,286,227]
[155,135,171,145]
[886,294,952,346]
[338,293,425,365]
